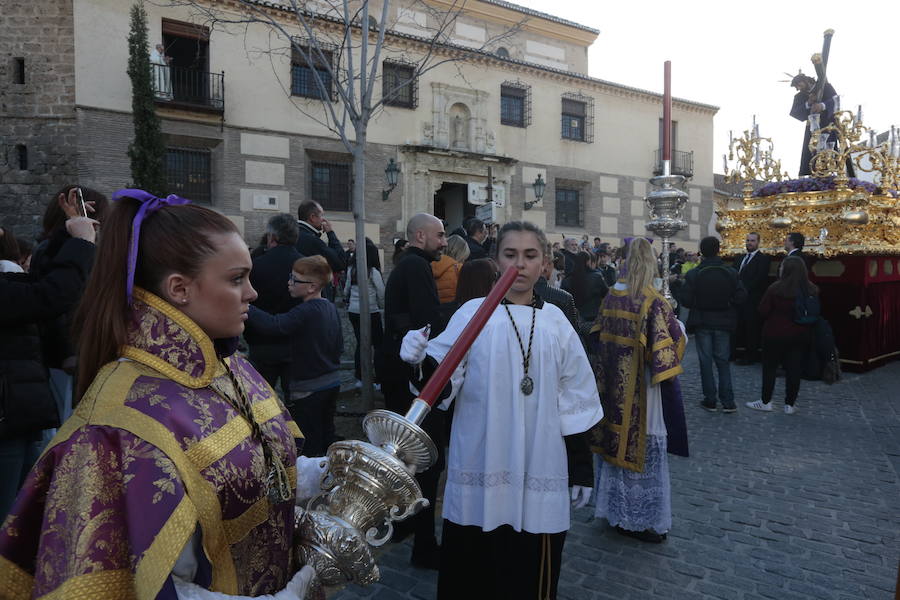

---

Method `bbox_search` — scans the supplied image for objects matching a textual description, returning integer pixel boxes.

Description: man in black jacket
[464,218,492,261]
[247,213,302,401]
[0,216,96,519]
[296,201,346,300]
[733,232,772,364]
[378,212,447,569]
[679,237,747,413]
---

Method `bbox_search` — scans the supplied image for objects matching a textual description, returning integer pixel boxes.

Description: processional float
[717,30,900,370]
[293,267,519,592]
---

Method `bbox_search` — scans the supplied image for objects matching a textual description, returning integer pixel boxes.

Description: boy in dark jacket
[679,237,747,413]
[246,255,343,456]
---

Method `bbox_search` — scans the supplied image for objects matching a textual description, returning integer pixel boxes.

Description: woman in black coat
[0,215,96,520]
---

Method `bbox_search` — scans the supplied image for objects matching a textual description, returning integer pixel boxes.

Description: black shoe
[410,546,441,570]
[699,401,717,412]
[614,526,666,543]
[721,405,737,414]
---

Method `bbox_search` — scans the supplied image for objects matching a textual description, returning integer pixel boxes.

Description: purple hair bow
[112,188,191,304]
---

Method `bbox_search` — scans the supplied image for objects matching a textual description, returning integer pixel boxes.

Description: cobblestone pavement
[325,340,900,600]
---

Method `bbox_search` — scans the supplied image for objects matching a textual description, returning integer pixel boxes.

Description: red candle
[663,60,672,163]
[416,266,519,407]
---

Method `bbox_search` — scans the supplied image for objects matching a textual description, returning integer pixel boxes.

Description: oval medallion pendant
[520,376,534,395]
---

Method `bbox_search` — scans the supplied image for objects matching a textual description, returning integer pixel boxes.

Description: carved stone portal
[428,83,492,154]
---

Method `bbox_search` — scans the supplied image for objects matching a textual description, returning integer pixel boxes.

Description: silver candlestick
[645,162,688,307]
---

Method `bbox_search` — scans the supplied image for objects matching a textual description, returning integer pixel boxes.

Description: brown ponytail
[73,196,237,400]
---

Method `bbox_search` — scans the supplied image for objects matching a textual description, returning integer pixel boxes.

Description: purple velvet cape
[0,288,303,599]
[588,285,688,472]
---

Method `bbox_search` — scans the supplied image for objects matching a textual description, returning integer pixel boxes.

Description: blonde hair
[624,238,657,298]
[445,234,470,263]
[293,255,332,287]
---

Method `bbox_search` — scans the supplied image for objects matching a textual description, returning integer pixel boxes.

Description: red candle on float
[663,60,672,163]
[415,266,519,407]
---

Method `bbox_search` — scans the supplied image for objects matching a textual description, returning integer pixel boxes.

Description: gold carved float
[716,111,900,257]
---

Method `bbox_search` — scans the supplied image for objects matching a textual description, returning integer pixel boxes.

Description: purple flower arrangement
[753,177,898,198]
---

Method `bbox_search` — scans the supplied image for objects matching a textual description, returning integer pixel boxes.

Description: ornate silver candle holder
[645,170,688,307]
[294,402,437,587]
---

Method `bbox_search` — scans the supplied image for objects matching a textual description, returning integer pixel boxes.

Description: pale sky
[516,0,900,178]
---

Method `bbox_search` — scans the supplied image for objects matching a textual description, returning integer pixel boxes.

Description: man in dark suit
[378,213,447,569]
[296,201,346,299]
[783,231,814,270]
[247,213,303,400]
[464,218,493,261]
[733,231,772,365]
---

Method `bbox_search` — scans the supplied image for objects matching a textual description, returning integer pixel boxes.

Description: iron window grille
[382,59,418,109]
[310,161,351,212]
[555,186,582,227]
[291,36,338,101]
[501,80,531,127]
[166,147,212,204]
[561,91,594,143]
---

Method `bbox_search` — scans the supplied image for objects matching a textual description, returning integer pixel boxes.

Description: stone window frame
[290,36,338,102]
[165,147,212,205]
[561,91,594,143]
[382,58,418,109]
[500,80,531,128]
[554,179,586,228]
[308,153,352,212]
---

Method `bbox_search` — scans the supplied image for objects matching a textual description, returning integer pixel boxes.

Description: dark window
[15,145,27,170]
[561,98,585,141]
[555,187,581,227]
[382,60,416,108]
[496,47,510,59]
[13,58,25,84]
[310,161,350,212]
[658,118,678,151]
[501,82,531,127]
[291,39,335,100]
[166,148,211,204]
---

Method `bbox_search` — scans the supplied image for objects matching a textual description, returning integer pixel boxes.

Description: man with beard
[378,213,448,569]
[733,232,771,365]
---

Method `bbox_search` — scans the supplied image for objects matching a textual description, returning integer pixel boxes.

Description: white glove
[400,326,430,364]
[172,565,316,600]
[570,486,592,509]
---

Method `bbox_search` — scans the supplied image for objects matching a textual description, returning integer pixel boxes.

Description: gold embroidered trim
[651,365,684,386]
[37,568,134,600]
[122,288,218,389]
[0,554,33,599]
[134,495,198,600]
[287,420,303,439]
[94,406,238,594]
[602,309,641,321]
[252,396,283,424]
[222,497,269,545]
[599,333,638,347]
[186,417,252,470]
[652,338,674,351]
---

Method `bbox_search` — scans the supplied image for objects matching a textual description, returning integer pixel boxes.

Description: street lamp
[382,158,400,201]
[525,173,545,210]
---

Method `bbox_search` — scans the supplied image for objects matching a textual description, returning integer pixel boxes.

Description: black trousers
[438,521,567,600]
[348,311,384,381]
[761,335,808,405]
[381,378,446,556]
[287,386,339,457]
[737,301,763,361]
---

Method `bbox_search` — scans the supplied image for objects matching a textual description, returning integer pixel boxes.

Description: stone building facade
[1,0,78,236]
[2,0,719,255]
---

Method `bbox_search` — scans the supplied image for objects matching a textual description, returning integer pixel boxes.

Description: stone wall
[0,0,77,240]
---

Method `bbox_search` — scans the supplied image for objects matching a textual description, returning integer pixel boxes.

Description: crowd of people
[0,186,831,599]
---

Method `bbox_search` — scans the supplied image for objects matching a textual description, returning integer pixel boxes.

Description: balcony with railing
[653,149,693,178]
[151,64,224,113]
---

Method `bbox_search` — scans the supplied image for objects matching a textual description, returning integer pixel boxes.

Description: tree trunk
[352,131,374,410]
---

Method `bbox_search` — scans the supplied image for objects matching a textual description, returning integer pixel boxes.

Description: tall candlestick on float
[645,60,687,307]
[295,267,519,589]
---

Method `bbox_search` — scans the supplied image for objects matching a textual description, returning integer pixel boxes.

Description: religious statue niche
[449,103,471,150]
